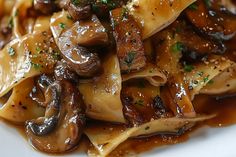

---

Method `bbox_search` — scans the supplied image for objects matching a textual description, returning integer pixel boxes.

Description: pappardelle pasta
[0,0,236,156]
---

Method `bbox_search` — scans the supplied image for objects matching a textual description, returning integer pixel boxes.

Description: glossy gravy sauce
[1,94,236,156]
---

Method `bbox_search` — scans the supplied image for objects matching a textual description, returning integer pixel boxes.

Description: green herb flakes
[72,0,80,6]
[124,51,136,67]
[14,10,19,16]
[184,64,194,72]
[66,15,73,20]
[203,76,209,83]
[36,47,42,53]
[171,42,184,53]
[31,62,42,70]
[8,17,14,28]
[207,80,214,85]
[135,99,144,106]
[188,3,198,10]
[121,7,128,19]
[204,0,211,8]
[8,47,15,56]
[59,22,66,29]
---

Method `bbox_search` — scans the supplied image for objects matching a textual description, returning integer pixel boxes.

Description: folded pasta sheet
[50,10,74,43]
[200,64,236,95]
[184,55,234,99]
[11,0,33,38]
[85,115,214,157]
[0,78,44,123]
[79,54,125,123]
[127,0,196,39]
[154,30,195,117]
[122,63,167,86]
[0,20,58,97]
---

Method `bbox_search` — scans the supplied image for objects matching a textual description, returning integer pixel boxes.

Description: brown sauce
[108,94,236,156]
[1,94,236,156]
[109,133,189,157]
[194,94,236,127]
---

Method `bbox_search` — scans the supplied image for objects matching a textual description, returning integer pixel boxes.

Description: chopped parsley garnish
[51,51,61,60]
[8,17,14,28]
[124,51,136,67]
[14,10,19,16]
[121,7,128,20]
[203,75,210,83]
[59,22,66,29]
[101,0,109,3]
[66,15,73,20]
[92,4,100,12]
[204,0,211,8]
[137,80,146,88]
[31,62,42,70]
[175,26,181,33]
[72,0,81,6]
[100,0,117,9]
[197,71,204,77]
[171,42,184,53]
[184,64,194,72]
[8,47,15,56]
[135,99,144,106]
[188,3,198,10]
[149,69,154,73]
[36,47,42,53]
[207,80,214,85]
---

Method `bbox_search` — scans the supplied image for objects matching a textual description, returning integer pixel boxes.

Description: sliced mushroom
[59,14,108,47]
[26,75,86,153]
[67,0,92,20]
[58,45,101,77]
[57,14,109,77]
[27,75,60,136]
[110,8,146,73]
[121,94,144,127]
[121,80,173,126]
[54,60,79,83]
[33,0,56,15]
[174,20,226,55]
[185,0,236,40]
[57,0,70,9]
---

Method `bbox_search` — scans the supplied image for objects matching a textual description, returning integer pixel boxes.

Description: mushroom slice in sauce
[59,14,108,47]
[54,60,79,83]
[67,0,92,21]
[57,0,70,9]
[121,80,173,127]
[57,14,109,77]
[26,75,86,153]
[110,8,146,73]
[58,45,101,77]
[26,75,60,136]
[185,0,236,40]
[174,20,226,55]
[33,0,56,15]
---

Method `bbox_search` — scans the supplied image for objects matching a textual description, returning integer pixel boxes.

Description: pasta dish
[0,0,236,156]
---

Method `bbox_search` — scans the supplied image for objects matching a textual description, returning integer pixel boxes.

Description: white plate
[1,120,236,157]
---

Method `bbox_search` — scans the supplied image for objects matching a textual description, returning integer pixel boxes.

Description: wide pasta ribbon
[127,0,196,39]
[85,115,215,157]
[0,17,58,97]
